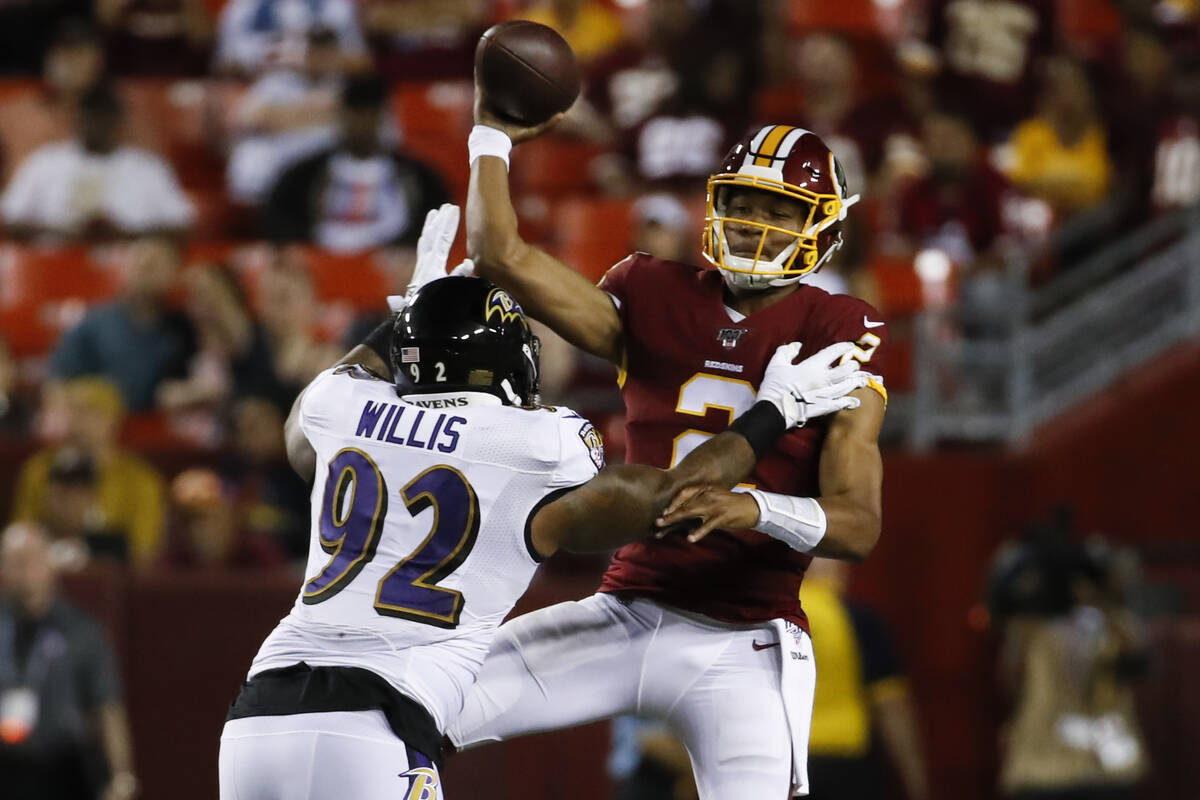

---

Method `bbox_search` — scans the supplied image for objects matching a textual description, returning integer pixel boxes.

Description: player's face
[720,188,811,261]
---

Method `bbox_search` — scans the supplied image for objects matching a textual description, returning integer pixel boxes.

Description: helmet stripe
[773,127,808,163]
[751,125,796,166]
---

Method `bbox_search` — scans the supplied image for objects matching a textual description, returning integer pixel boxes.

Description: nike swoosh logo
[752,640,780,651]
[863,316,885,328]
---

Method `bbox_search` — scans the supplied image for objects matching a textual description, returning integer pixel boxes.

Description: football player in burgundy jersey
[447,102,889,797]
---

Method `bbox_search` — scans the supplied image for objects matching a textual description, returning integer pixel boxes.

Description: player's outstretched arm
[466,100,624,364]
[528,423,760,558]
[656,388,886,561]
[282,319,398,481]
[531,341,875,556]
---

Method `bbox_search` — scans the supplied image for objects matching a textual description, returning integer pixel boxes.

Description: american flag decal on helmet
[400,347,420,363]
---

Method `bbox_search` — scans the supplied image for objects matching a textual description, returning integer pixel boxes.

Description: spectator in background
[0,21,101,184]
[0,336,18,434]
[0,522,137,800]
[1151,46,1200,211]
[214,0,369,78]
[898,110,1014,269]
[582,0,691,138]
[227,27,348,205]
[36,448,122,561]
[48,237,198,413]
[161,468,287,570]
[171,262,300,417]
[264,76,448,252]
[256,251,343,396]
[602,35,756,194]
[788,34,869,196]
[362,0,489,81]
[96,0,214,76]
[801,558,930,800]
[217,397,310,561]
[11,378,165,565]
[906,0,1056,141]
[524,0,625,66]
[0,20,163,186]
[1005,59,1113,219]
[988,525,1148,800]
[0,1,92,75]
[1,84,194,242]
[1092,28,1173,223]
[630,192,693,262]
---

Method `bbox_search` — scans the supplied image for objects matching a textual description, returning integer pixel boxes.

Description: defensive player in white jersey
[217,212,873,800]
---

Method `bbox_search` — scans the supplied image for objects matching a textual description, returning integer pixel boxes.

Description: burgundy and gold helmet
[702,125,860,291]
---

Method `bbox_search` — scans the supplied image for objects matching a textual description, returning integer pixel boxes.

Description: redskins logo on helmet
[702,125,860,291]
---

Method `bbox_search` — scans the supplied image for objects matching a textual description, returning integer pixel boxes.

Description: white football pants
[219,710,442,800]
[446,593,816,799]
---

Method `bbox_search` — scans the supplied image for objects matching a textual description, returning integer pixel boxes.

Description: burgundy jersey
[596,255,889,631]
[925,0,1057,139]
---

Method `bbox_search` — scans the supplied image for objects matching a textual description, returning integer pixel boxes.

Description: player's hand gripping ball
[474,20,581,128]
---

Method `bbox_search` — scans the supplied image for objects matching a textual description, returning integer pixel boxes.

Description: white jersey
[250,365,604,731]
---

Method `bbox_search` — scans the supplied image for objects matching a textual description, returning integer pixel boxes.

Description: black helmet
[391,276,540,405]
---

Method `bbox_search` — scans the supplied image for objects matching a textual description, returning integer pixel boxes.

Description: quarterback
[216,209,871,799]
[446,108,890,797]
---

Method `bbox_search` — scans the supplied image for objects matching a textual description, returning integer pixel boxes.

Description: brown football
[474,20,581,126]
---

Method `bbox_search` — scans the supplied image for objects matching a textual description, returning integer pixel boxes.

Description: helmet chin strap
[499,378,521,406]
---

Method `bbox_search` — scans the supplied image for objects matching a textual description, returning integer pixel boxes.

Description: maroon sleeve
[596,253,641,324]
[820,295,890,404]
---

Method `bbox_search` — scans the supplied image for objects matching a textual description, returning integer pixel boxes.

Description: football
[474,20,581,126]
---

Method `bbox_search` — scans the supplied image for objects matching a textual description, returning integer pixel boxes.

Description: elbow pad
[740,489,827,552]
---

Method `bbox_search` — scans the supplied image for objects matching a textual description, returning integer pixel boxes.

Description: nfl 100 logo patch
[717,328,747,349]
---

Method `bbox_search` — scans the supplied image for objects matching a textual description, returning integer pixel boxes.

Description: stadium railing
[901,205,1200,449]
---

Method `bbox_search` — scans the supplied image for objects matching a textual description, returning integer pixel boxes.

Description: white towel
[770,618,817,796]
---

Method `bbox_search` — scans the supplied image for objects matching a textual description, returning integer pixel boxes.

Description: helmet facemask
[702,154,859,292]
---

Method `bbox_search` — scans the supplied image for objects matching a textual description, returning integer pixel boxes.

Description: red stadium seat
[393,81,475,202]
[298,247,407,311]
[1058,0,1123,51]
[0,246,122,357]
[868,252,926,318]
[554,197,635,283]
[120,80,231,191]
[511,136,605,198]
[788,0,884,36]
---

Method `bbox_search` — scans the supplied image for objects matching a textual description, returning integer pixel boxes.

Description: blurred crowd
[0,0,1196,576]
[0,3,1192,799]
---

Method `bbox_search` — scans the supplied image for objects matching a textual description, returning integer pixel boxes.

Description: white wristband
[743,489,827,552]
[468,125,513,169]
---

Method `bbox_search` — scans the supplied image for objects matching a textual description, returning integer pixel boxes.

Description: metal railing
[903,208,1200,449]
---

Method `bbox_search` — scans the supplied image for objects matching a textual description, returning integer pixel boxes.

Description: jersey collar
[399,391,502,408]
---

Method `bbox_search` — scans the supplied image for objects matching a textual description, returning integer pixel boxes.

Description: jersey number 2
[301,449,480,629]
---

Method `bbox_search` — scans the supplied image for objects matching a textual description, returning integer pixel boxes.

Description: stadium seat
[511,137,606,198]
[788,0,884,36]
[393,81,475,202]
[299,248,395,309]
[124,80,229,192]
[554,196,635,282]
[868,252,927,318]
[0,246,121,357]
[1058,0,1123,51]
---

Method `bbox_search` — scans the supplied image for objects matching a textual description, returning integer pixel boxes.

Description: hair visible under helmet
[702,125,860,292]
